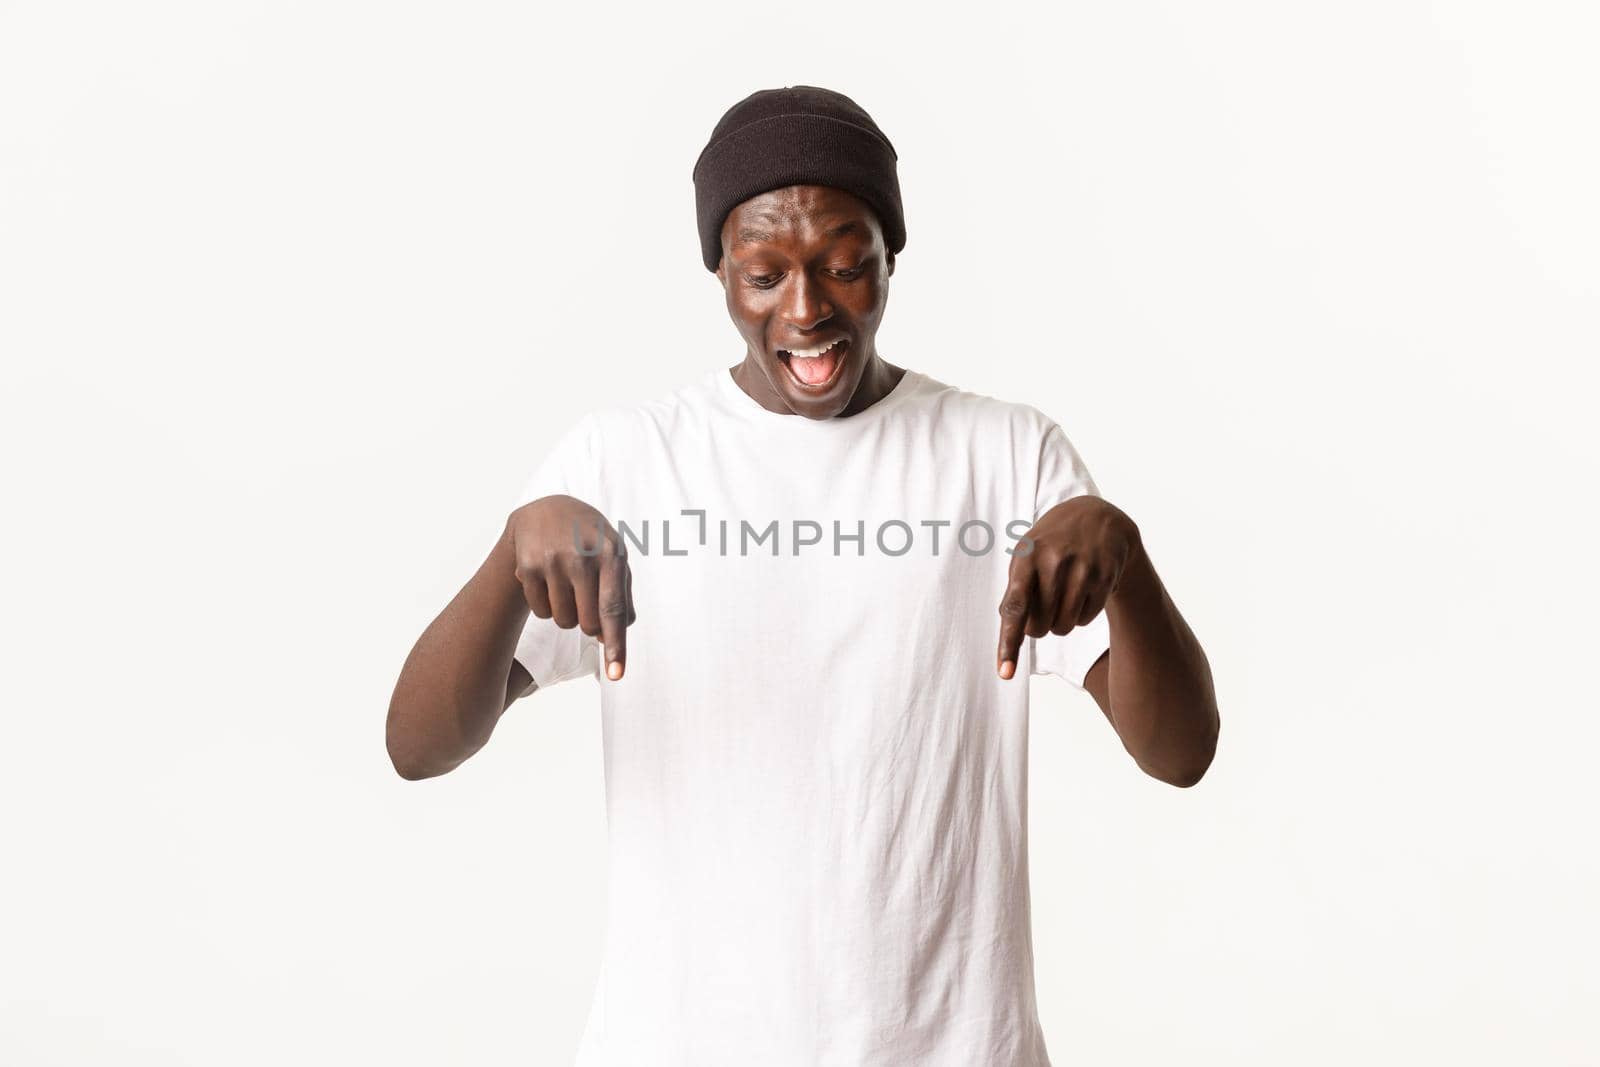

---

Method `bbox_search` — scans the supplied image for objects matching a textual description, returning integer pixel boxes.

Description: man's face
[715,184,895,419]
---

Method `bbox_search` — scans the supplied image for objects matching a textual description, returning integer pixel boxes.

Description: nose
[780,270,833,331]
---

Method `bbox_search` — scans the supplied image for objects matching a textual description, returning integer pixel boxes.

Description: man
[387,85,1219,1066]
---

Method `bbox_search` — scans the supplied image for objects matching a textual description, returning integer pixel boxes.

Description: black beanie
[692,85,905,272]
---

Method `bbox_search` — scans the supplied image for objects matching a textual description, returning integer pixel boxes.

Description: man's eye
[830,266,864,280]
[745,274,780,289]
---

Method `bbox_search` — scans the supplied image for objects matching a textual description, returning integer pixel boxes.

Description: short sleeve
[1031,419,1101,523]
[513,412,599,512]
[509,415,602,692]
[1030,610,1110,690]
[1029,419,1112,691]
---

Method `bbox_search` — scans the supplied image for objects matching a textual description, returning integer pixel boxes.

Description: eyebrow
[735,218,861,246]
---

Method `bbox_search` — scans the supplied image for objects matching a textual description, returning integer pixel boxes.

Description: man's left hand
[996,496,1141,679]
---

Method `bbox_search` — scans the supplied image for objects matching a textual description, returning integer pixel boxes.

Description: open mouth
[776,337,849,390]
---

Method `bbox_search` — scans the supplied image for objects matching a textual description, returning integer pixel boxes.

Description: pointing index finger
[597,541,632,680]
[996,561,1037,681]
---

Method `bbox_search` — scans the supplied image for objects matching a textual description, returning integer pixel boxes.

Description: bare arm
[999,496,1218,788]
[385,495,635,781]
[385,527,532,780]
[1081,539,1219,787]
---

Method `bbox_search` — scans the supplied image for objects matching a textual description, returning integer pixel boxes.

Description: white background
[3,1,1596,1063]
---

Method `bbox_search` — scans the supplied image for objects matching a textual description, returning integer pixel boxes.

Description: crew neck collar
[711,362,923,427]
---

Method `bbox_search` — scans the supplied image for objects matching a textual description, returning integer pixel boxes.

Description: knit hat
[692,85,905,272]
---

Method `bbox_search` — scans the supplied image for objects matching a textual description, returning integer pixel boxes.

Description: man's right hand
[506,494,637,680]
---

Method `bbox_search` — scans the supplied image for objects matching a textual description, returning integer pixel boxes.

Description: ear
[886,250,896,277]
[715,256,725,283]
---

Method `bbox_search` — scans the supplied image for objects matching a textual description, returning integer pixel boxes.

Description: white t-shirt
[512,365,1111,1067]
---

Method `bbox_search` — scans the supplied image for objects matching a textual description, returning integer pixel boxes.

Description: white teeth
[783,338,845,360]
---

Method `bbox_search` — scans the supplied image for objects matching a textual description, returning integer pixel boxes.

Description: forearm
[1103,540,1219,786]
[386,526,529,780]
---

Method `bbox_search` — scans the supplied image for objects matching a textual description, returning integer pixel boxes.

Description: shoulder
[518,376,716,505]
[582,371,722,445]
[906,369,1066,442]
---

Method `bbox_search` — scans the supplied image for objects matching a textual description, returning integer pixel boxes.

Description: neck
[840,353,906,417]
